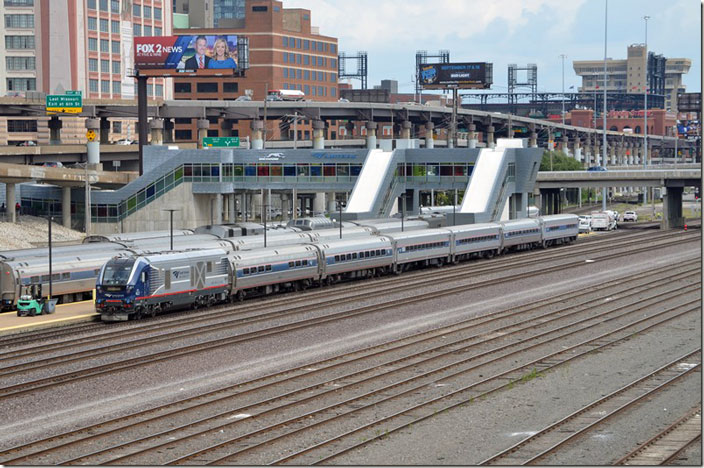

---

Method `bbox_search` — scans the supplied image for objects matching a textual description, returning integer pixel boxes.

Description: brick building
[570,109,677,137]
[172,0,340,143]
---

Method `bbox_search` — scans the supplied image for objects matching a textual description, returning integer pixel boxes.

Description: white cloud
[286,0,587,47]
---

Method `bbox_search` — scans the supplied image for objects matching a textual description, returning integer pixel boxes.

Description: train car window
[266,265,272,271]
[370,251,375,257]
[31,275,39,283]
[303,259,308,265]
[345,254,351,260]
[334,255,339,261]
[375,250,380,256]
[258,266,265,272]
[243,268,249,274]
[296,260,302,267]
[288,261,294,267]
[62,272,70,279]
[352,253,357,259]
[365,251,370,258]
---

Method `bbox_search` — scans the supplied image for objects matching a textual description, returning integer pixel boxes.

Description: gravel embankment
[0,216,85,250]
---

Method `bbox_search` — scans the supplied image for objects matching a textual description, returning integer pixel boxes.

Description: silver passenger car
[388,228,452,270]
[317,237,394,282]
[500,218,542,251]
[444,223,502,260]
[540,214,579,246]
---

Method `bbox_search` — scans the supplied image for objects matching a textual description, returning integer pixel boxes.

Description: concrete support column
[561,136,569,156]
[251,192,262,221]
[163,119,175,143]
[149,118,164,146]
[213,194,223,225]
[326,192,336,214]
[99,117,110,144]
[251,120,264,150]
[468,124,477,149]
[196,119,209,149]
[313,192,326,215]
[609,142,616,166]
[529,132,538,148]
[486,126,495,149]
[6,183,16,223]
[573,138,582,162]
[281,193,289,222]
[400,120,412,140]
[411,189,420,215]
[62,186,71,228]
[228,193,236,222]
[425,122,435,149]
[221,119,235,137]
[365,121,377,149]
[662,186,684,229]
[48,116,63,145]
[239,193,246,221]
[85,118,100,165]
[312,120,325,149]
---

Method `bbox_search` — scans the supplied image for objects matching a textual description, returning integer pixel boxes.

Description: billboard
[419,62,492,89]
[134,35,239,74]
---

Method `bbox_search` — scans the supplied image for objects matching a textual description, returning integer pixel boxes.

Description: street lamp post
[601,0,608,212]
[643,15,650,205]
[674,125,678,164]
[560,54,567,126]
[337,200,345,239]
[162,209,180,250]
[48,214,52,300]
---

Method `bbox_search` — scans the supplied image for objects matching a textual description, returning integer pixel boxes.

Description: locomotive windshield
[101,259,136,286]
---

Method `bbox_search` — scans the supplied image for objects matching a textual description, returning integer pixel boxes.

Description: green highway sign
[203,137,240,147]
[66,90,82,96]
[46,94,83,114]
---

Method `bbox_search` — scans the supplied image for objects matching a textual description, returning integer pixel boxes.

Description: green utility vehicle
[16,285,57,317]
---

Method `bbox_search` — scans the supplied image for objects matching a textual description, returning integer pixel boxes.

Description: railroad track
[613,406,701,466]
[481,352,701,465]
[0,226,691,350]
[0,260,699,465]
[0,232,698,399]
[0,227,696,360]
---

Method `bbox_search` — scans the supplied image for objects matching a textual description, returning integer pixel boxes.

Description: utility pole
[643,15,650,205]
[560,54,567,126]
[601,0,608,212]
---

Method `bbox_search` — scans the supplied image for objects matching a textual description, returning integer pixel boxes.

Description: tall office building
[172,0,340,142]
[0,0,173,144]
[573,44,691,112]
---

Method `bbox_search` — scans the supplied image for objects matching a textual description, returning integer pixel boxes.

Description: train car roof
[385,228,452,241]
[443,222,502,233]
[228,243,319,261]
[500,218,541,229]
[318,236,392,249]
[83,229,194,243]
[0,241,123,260]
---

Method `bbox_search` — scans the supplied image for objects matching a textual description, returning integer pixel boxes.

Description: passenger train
[0,220,406,310]
[96,214,579,321]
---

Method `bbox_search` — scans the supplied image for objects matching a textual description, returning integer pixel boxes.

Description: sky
[285,0,701,96]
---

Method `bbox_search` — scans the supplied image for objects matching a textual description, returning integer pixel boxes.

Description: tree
[540,150,583,171]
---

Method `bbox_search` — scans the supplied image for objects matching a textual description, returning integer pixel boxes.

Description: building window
[87,0,95,8]
[100,39,109,52]
[317,56,323,66]
[112,60,120,74]
[283,68,288,78]
[296,54,301,64]
[5,35,35,49]
[296,69,302,79]
[283,36,288,47]
[113,81,121,94]
[304,84,310,94]
[175,130,192,140]
[6,78,36,91]
[7,120,37,132]
[111,20,119,34]
[283,52,287,63]
[88,37,98,51]
[5,56,35,70]
[297,38,301,48]
[223,82,238,93]
[99,0,107,10]
[330,73,336,82]
[147,83,153,95]
[303,55,309,65]
[112,121,121,133]
[100,18,108,33]
[155,84,163,96]
[331,59,336,69]
[144,25,152,36]
[88,16,97,30]
[174,82,191,93]
[319,86,324,96]
[252,5,267,11]
[110,0,118,13]
[331,44,336,54]
[331,87,336,97]
[207,129,218,137]
[289,52,295,62]
[133,23,141,36]
[154,7,162,20]
[89,58,98,72]
[154,27,162,36]
[101,80,110,93]
[5,14,35,28]
[197,82,218,93]
[143,6,151,18]
[304,70,310,80]
[133,3,140,16]
[89,79,99,92]
[303,40,309,50]
[100,59,110,73]
[112,40,120,54]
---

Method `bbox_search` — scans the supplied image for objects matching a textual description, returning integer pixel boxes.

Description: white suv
[622,211,638,222]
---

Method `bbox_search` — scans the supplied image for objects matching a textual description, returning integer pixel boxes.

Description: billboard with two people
[134,35,238,72]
